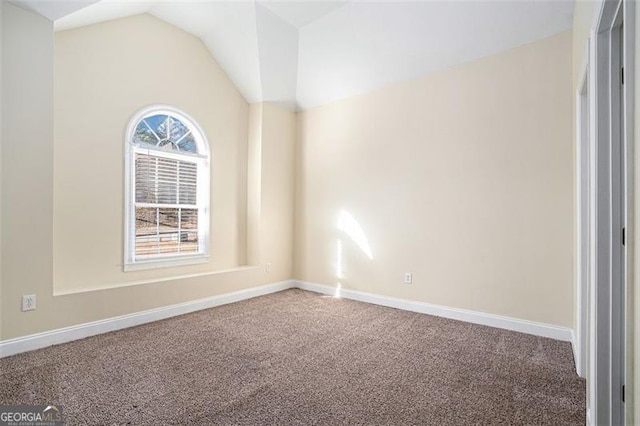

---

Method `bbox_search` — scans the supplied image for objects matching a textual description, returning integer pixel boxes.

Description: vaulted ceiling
[12,0,574,110]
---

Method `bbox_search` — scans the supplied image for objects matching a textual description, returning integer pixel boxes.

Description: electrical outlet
[265,262,272,273]
[404,273,412,284]
[22,294,36,312]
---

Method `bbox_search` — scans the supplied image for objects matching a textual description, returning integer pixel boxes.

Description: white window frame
[124,105,211,271]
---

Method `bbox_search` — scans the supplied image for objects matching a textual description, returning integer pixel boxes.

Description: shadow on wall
[334,210,373,297]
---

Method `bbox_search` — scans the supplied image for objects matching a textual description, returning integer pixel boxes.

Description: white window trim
[124,105,211,272]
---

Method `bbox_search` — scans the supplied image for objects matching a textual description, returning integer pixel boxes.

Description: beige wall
[1,5,294,340]
[295,31,574,327]
[258,103,296,275]
[246,103,296,274]
[54,14,249,293]
[2,3,55,340]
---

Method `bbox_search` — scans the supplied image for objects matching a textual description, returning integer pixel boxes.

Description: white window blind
[135,154,198,205]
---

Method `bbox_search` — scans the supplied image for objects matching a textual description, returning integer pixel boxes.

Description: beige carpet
[0,289,585,425]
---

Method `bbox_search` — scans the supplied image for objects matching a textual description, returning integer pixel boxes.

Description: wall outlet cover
[22,294,36,311]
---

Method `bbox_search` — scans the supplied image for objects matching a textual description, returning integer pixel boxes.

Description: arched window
[124,106,210,271]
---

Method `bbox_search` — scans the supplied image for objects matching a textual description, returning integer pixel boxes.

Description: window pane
[181,208,197,229]
[157,208,180,254]
[158,208,178,231]
[168,118,189,144]
[131,113,199,153]
[177,132,197,153]
[135,207,159,256]
[134,207,199,257]
[133,121,158,146]
[180,208,199,254]
[144,115,168,137]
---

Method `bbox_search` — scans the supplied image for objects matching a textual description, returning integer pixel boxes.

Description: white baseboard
[296,281,574,342]
[0,279,574,359]
[0,280,295,358]
[571,330,585,378]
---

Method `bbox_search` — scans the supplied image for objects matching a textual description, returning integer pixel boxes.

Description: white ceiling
[11,0,574,110]
[259,1,346,28]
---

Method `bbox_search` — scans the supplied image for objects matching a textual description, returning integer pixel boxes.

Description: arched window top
[129,106,208,156]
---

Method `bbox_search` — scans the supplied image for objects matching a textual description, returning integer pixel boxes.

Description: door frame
[575,62,589,382]
[587,0,635,423]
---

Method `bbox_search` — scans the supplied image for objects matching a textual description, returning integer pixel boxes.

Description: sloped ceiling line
[14,0,574,110]
[255,3,300,110]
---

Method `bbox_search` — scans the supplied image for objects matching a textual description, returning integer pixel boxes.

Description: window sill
[124,255,209,272]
